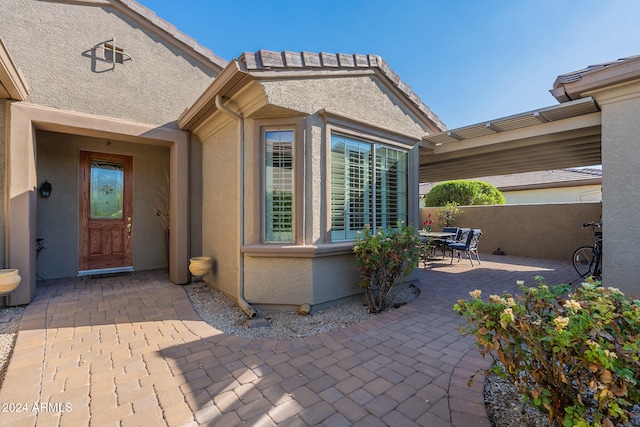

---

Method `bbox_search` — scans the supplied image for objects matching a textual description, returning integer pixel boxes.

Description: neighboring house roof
[57,0,228,73]
[551,55,640,102]
[420,167,602,195]
[179,49,447,133]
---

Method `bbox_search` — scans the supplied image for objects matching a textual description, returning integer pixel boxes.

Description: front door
[79,151,133,274]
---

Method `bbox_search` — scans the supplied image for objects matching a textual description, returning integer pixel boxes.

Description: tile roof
[420,168,602,194]
[239,50,446,131]
[553,55,640,87]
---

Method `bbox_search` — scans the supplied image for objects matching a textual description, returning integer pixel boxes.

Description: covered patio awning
[419,97,601,182]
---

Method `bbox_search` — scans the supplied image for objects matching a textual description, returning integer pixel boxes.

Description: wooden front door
[79,151,133,274]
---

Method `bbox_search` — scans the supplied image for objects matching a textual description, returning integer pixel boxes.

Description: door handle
[127,217,132,238]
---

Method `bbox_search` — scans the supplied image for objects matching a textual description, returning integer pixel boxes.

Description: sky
[138,0,640,130]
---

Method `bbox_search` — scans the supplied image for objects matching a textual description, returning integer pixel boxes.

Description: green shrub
[424,180,505,207]
[353,223,422,313]
[437,202,463,227]
[454,277,640,427]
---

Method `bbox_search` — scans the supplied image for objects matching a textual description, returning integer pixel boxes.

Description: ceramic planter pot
[0,269,21,294]
[189,257,211,278]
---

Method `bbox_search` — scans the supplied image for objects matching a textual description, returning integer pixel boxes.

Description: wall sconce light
[40,181,52,198]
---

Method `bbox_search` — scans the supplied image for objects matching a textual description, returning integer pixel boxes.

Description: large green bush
[353,223,422,313]
[424,180,505,207]
[454,277,640,427]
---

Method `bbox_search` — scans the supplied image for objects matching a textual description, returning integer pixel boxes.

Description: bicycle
[572,221,602,280]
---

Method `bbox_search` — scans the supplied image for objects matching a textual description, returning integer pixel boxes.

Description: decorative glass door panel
[90,160,124,219]
[79,151,133,273]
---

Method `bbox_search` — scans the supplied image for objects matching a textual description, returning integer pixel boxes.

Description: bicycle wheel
[573,246,594,278]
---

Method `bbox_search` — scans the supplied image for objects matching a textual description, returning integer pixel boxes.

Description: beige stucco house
[0,0,446,311]
[178,50,445,313]
[2,0,639,310]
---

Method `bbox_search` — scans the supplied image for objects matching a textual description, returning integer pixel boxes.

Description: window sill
[241,242,354,258]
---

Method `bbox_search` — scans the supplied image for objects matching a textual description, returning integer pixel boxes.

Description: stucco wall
[503,185,602,204]
[0,0,216,125]
[244,257,314,306]
[421,202,602,261]
[0,102,4,266]
[599,86,640,295]
[200,121,239,299]
[311,255,362,306]
[261,77,429,139]
[35,130,170,279]
[243,254,362,309]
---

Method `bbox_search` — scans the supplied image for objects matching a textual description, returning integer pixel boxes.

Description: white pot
[189,257,211,278]
[0,269,21,294]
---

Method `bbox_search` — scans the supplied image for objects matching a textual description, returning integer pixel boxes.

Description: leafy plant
[353,222,422,313]
[423,213,434,232]
[454,278,640,427]
[437,202,463,227]
[424,180,505,207]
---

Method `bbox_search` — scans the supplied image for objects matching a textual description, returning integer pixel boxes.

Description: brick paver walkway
[0,255,577,426]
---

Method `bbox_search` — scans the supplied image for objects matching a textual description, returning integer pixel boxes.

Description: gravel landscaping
[182,279,419,340]
[0,306,24,388]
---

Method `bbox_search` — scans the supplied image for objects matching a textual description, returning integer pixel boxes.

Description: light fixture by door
[40,180,52,198]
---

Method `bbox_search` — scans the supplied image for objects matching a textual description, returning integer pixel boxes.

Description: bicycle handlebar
[582,221,602,228]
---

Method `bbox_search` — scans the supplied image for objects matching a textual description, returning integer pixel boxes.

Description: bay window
[330,134,408,241]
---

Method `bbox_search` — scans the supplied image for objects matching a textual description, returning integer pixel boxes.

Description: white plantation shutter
[330,134,408,241]
[376,147,408,228]
[265,130,294,242]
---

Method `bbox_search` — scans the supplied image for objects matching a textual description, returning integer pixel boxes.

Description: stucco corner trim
[0,38,29,101]
[242,243,354,258]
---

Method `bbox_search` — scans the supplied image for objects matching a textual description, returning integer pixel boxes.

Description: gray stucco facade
[0,0,219,125]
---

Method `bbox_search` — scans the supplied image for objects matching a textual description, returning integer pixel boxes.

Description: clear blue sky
[138,0,639,129]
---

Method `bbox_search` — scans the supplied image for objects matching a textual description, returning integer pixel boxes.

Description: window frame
[329,133,409,241]
[321,110,419,243]
[255,118,305,245]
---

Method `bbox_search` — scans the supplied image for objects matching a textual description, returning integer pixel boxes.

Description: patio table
[420,231,456,239]
[419,231,457,262]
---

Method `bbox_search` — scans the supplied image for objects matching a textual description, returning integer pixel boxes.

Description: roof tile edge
[116,0,228,70]
[239,50,446,131]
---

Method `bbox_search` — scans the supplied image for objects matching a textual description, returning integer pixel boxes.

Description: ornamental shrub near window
[353,223,422,313]
[454,278,640,427]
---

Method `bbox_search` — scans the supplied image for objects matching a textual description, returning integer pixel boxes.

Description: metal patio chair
[448,228,482,266]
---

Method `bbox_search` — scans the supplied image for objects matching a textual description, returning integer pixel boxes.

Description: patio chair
[448,228,482,266]
[433,227,459,258]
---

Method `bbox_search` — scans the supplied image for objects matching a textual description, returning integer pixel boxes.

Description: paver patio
[0,254,578,426]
